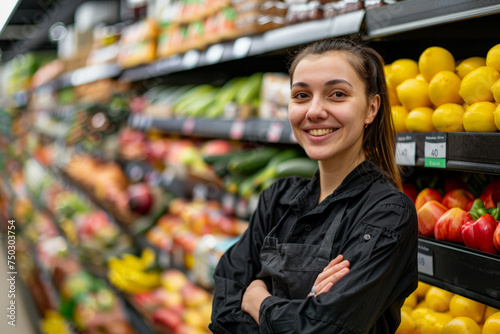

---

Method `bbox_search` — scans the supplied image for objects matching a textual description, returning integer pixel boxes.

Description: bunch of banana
[107,248,161,294]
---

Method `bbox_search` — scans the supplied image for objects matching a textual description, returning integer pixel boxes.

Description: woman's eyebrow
[291,82,308,88]
[325,79,353,87]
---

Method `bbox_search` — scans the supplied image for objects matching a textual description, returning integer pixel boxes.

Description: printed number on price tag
[417,244,434,276]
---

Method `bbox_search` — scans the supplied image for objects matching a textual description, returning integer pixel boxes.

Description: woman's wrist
[241,280,270,324]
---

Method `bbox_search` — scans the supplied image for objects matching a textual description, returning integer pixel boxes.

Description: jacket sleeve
[258,199,418,334]
[209,186,276,334]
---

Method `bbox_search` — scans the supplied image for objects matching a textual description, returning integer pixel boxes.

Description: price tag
[222,193,236,216]
[230,120,245,140]
[395,134,416,166]
[205,44,224,64]
[236,198,249,218]
[417,243,434,276]
[267,122,284,142]
[424,134,447,168]
[232,37,252,59]
[182,50,200,69]
[193,183,209,201]
[182,117,196,135]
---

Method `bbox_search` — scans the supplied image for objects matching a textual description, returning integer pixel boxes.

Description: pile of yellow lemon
[386,43,500,133]
[397,281,500,333]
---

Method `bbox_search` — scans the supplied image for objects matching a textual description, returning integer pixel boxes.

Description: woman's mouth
[307,128,336,136]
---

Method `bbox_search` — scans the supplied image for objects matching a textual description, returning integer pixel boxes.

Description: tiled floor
[0,235,39,334]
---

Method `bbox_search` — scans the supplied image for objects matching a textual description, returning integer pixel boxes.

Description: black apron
[257,201,348,299]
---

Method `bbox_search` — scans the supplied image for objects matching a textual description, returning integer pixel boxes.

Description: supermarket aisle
[0,235,38,334]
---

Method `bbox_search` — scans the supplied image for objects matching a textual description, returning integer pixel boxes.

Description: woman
[209,38,418,334]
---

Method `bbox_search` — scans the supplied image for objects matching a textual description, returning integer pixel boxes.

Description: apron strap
[316,200,348,260]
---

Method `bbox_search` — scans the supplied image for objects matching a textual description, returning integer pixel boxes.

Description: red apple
[402,183,418,204]
[415,188,443,211]
[434,208,471,243]
[127,183,154,215]
[441,189,475,210]
[494,221,500,253]
[151,308,182,332]
[417,200,448,237]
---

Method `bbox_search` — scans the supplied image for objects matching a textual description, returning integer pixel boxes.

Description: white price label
[182,118,196,135]
[267,122,284,142]
[396,141,416,166]
[205,44,224,64]
[424,135,447,158]
[233,37,252,59]
[230,120,245,140]
[417,244,434,276]
[182,50,201,69]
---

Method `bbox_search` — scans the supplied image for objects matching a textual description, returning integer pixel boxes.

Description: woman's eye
[332,91,345,98]
[293,92,309,99]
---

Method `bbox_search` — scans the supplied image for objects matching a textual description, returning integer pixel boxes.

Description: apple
[127,183,154,215]
[402,183,418,204]
[415,188,443,211]
[434,208,471,243]
[494,221,500,253]
[441,189,475,210]
[180,282,211,308]
[417,200,448,237]
[201,139,233,156]
[161,269,189,292]
[151,308,182,332]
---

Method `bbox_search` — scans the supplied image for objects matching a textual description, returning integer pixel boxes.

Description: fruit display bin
[418,237,500,310]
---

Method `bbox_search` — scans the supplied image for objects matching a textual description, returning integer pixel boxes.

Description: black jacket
[210,160,418,334]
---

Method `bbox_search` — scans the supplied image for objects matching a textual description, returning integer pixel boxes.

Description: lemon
[406,107,434,132]
[432,103,465,132]
[491,78,500,103]
[415,74,427,82]
[483,312,500,334]
[387,78,401,106]
[396,309,416,334]
[463,101,498,132]
[441,316,481,334]
[403,291,418,308]
[416,311,453,334]
[391,105,409,132]
[494,103,500,131]
[397,78,432,110]
[425,287,453,312]
[428,70,462,106]
[419,46,455,82]
[456,57,486,79]
[484,306,500,322]
[449,294,486,323]
[389,59,420,87]
[415,281,431,299]
[459,66,500,104]
[486,43,500,72]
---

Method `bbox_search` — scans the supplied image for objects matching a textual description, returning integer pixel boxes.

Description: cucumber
[275,158,318,178]
[202,150,249,166]
[227,147,279,175]
[252,149,301,187]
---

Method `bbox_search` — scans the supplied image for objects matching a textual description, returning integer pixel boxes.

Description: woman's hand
[241,279,271,324]
[308,254,350,297]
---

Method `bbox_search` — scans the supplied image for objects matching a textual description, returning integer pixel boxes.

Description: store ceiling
[0,0,116,62]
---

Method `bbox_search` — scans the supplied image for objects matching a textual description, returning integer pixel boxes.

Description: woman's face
[288,52,379,164]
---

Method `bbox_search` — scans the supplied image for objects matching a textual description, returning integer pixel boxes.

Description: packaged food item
[258,72,291,119]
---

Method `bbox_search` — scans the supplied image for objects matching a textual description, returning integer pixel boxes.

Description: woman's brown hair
[288,38,402,190]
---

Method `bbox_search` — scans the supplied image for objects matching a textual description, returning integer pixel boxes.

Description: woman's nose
[306,97,328,121]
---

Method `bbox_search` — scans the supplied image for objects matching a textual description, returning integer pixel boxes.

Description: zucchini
[227,147,279,175]
[252,149,301,187]
[275,158,318,178]
[202,150,249,166]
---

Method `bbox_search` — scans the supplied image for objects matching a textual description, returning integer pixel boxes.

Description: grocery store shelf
[418,237,500,309]
[128,114,296,144]
[364,0,500,38]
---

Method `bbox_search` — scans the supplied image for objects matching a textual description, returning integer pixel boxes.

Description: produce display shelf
[418,237,500,310]
[128,114,296,144]
[364,0,500,38]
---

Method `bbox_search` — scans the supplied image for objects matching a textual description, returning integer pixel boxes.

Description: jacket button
[364,234,371,241]
[305,225,311,232]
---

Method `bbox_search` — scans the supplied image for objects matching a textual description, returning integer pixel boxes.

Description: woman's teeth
[308,128,334,136]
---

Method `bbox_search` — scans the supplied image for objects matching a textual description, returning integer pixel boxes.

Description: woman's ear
[365,94,380,125]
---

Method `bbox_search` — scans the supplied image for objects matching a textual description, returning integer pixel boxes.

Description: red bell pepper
[461,214,499,255]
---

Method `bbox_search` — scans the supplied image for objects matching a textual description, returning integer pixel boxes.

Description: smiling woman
[210,38,418,334]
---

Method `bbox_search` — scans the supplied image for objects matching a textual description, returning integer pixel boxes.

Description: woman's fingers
[312,255,344,286]
[314,267,349,295]
[315,259,350,284]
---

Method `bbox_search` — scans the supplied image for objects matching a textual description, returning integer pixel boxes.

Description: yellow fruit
[425,287,453,312]
[415,300,428,309]
[459,66,500,104]
[463,101,498,132]
[391,105,409,132]
[484,306,500,322]
[397,309,416,334]
[483,312,500,334]
[416,311,453,334]
[415,281,431,299]
[415,74,427,82]
[389,59,420,87]
[406,107,435,132]
[419,46,455,82]
[432,103,465,132]
[456,57,486,79]
[403,292,418,309]
[387,78,401,106]
[441,316,481,334]
[397,78,432,110]
[428,70,462,106]
[486,43,500,72]
[411,307,432,321]
[449,294,486,323]
[495,103,500,131]
[491,78,500,103]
